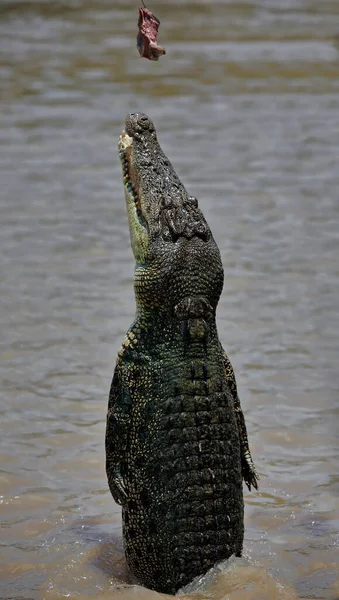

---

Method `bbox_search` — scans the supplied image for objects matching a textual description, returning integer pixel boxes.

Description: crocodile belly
[122,389,244,594]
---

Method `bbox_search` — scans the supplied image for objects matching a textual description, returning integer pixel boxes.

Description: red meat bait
[137,1,166,61]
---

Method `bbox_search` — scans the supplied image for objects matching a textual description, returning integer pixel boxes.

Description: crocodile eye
[161,197,172,209]
[196,223,206,235]
[188,196,198,208]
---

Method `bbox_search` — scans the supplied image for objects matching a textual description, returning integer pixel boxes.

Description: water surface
[1,1,339,599]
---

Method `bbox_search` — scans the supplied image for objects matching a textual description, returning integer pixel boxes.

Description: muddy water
[1,1,339,598]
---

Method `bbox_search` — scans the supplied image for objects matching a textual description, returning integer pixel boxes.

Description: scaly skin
[105,113,258,594]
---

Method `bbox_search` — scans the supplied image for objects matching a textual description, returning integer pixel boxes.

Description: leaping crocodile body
[105,113,258,594]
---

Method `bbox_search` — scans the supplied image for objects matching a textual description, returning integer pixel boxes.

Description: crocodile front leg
[105,357,130,506]
[222,350,259,491]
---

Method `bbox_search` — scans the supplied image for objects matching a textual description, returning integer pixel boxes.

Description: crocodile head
[118,113,212,263]
[118,113,223,312]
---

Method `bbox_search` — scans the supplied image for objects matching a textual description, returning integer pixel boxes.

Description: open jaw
[118,130,146,228]
[118,130,149,263]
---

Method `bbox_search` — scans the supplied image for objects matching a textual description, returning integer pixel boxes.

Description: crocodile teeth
[118,131,133,152]
[118,130,142,215]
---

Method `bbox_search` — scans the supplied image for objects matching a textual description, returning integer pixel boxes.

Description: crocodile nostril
[139,115,150,130]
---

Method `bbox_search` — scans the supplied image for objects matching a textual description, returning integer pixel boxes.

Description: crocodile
[105,113,258,595]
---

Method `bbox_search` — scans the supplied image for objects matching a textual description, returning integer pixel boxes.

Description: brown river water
[1,0,339,598]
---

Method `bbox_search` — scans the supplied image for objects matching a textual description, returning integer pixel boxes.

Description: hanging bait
[137,1,166,61]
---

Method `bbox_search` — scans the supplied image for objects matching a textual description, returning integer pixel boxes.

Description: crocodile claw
[242,454,259,491]
[108,468,128,506]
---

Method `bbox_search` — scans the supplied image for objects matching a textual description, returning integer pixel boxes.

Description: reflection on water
[1,1,338,599]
